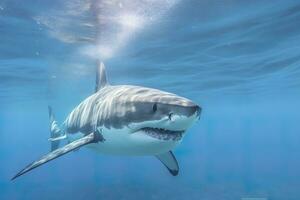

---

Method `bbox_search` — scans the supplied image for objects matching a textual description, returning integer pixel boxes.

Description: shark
[12,62,201,180]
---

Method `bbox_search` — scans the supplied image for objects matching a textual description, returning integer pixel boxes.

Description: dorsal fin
[95,61,108,92]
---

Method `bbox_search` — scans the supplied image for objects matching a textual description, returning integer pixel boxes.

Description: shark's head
[97,85,201,150]
[124,87,201,141]
[94,62,201,154]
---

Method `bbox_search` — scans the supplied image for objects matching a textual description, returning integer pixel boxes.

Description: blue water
[1,0,300,199]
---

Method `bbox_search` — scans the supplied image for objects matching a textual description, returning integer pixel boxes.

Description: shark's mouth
[140,127,184,141]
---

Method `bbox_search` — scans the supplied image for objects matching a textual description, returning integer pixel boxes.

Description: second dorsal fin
[95,61,108,92]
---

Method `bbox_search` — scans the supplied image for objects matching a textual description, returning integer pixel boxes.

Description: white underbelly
[67,127,181,156]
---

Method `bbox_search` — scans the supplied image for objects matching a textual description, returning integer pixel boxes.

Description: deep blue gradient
[1,0,300,199]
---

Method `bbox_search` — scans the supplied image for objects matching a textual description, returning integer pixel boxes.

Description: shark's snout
[192,105,201,119]
[175,103,201,119]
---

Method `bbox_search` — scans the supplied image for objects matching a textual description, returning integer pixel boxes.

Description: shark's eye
[152,103,157,112]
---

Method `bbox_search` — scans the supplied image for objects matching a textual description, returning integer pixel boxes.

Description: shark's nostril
[168,113,173,121]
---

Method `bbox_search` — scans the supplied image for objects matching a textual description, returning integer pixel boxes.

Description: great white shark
[12,62,201,180]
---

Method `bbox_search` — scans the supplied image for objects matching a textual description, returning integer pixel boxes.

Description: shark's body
[12,62,201,180]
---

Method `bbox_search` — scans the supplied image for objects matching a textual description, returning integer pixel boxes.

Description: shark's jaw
[128,112,199,143]
[139,127,184,141]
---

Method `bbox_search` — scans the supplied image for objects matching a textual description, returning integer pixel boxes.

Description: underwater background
[1,0,300,199]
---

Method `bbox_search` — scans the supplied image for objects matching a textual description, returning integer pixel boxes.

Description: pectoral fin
[11,132,102,181]
[156,151,179,176]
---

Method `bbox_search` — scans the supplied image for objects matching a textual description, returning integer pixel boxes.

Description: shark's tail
[48,106,66,151]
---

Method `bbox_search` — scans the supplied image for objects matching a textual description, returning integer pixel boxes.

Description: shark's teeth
[140,127,184,141]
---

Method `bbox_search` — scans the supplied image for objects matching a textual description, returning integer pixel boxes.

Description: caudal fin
[48,106,65,151]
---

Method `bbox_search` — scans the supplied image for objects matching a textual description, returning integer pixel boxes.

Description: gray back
[64,85,196,133]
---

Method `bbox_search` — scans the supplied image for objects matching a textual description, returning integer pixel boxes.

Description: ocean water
[1,0,300,199]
